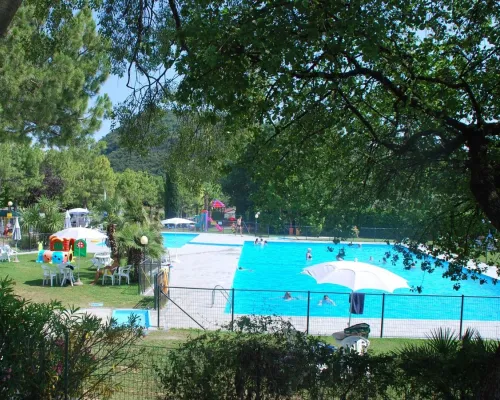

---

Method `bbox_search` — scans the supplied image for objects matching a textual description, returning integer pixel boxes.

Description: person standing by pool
[306,248,312,260]
[237,216,243,236]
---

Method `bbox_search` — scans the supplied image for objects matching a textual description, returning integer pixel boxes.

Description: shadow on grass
[135,296,155,309]
[23,279,44,286]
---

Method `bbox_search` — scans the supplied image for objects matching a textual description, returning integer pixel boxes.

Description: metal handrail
[211,285,230,308]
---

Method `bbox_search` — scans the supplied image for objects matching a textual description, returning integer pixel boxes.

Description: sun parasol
[303,261,409,325]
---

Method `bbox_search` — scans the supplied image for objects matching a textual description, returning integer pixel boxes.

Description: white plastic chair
[116,265,132,285]
[41,264,58,286]
[102,267,118,285]
[339,336,370,354]
[58,264,75,287]
[0,250,9,262]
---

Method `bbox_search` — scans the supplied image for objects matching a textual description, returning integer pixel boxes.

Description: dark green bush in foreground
[0,277,144,399]
[155,317,500,400]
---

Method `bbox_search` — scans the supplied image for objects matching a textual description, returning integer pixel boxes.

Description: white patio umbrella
[64,210,72,229]
[161,217,194,226]
[12,217,21,262]
[52,227,107,240]
[303,261,409,326]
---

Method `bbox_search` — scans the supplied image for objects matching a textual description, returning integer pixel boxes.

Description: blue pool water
[162,233,199,248]
[229,242,500,321]
[112,309,150,328]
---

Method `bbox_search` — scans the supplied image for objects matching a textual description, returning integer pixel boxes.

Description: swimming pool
[112,309,151,328]
[229,242,500,321]
[162,233,199,248]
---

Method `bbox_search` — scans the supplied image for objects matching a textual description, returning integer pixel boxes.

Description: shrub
[155,316,395,399]
[0,277,144,399]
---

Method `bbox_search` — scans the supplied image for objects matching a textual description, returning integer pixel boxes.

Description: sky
[94,74,132,140]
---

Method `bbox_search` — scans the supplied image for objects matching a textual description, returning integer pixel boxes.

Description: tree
[0,4,111,145]
[164,171,179,218]
[0,0,21,37]
[44,141,117,208]
[0,142,43,206]
[97,0,500,282]
[115,219,164,279]
[21,196,64,235]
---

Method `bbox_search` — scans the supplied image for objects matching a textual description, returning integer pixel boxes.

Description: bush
[0,277,144,399]
[155,316,395,399]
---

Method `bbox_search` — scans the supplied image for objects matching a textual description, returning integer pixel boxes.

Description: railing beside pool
[155,286,500,339]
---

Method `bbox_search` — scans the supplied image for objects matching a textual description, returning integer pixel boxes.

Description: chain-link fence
[165,222,412,241]
[0,232,54,252]
[156,286,500,339]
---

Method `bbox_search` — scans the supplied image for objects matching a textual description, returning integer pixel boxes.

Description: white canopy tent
[161,217,194,226]
[68,208,90,227]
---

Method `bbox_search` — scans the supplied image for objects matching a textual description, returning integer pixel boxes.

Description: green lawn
[139,328,425,354]
[0,253,145,308]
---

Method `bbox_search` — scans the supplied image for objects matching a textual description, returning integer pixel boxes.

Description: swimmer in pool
[306,248,313,260]
[318,295,336,306]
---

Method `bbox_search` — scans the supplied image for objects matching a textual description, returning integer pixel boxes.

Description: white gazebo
[68,208,90,227]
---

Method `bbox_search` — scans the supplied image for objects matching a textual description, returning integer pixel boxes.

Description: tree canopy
[0,4,111,145]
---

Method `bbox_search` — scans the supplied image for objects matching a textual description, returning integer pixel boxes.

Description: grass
[0,253,145,308]
[138,328,425,354]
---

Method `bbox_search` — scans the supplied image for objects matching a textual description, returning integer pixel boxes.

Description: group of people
[283,292,336,306]
[254,237,268,245]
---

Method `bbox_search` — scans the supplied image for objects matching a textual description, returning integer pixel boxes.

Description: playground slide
[208,217,223,232]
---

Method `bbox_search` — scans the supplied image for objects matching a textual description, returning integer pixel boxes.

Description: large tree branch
[0,0,22,37]
[168,0,188,52]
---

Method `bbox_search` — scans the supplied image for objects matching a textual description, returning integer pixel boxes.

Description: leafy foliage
[0,277,144,399]
[0,4,111,145]
[97,0,500,285]
[155,316,394,400]
[20,196,64,234]
[394,328,500,399]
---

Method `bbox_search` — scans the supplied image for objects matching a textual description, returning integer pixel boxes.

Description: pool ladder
[211,285,231,309]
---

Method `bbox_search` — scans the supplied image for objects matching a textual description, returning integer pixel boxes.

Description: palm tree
[115,218,164,281]
[95,196,125,261]
[21,197,64,235]
[396,328,498,399]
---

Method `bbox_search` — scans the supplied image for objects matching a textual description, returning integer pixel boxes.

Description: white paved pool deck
[80,233,500,339]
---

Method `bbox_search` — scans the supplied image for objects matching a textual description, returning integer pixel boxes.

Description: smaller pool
[112,309,150,328]
[162,233,199,248]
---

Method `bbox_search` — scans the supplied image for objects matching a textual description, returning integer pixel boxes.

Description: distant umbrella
[12,217,21,262]
[64,210,71,229]
[303,261,409,326]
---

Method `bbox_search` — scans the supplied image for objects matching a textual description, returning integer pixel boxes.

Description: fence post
[306,291,311,334]
[380,293,385,338]
[459,295,464,338]
[64,330,69,400]
[231,288,235,331]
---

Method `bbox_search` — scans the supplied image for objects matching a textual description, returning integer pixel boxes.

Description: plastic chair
[59,264,75,287]
[0,250,9,262]
[102,267,118,285]
[116,265,132,285]
[41,264,58,286]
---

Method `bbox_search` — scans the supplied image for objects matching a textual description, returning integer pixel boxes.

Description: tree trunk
[106,223,118,260]
[0,0,22,37]
[467,132,500,231]
[128,247,143,283]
